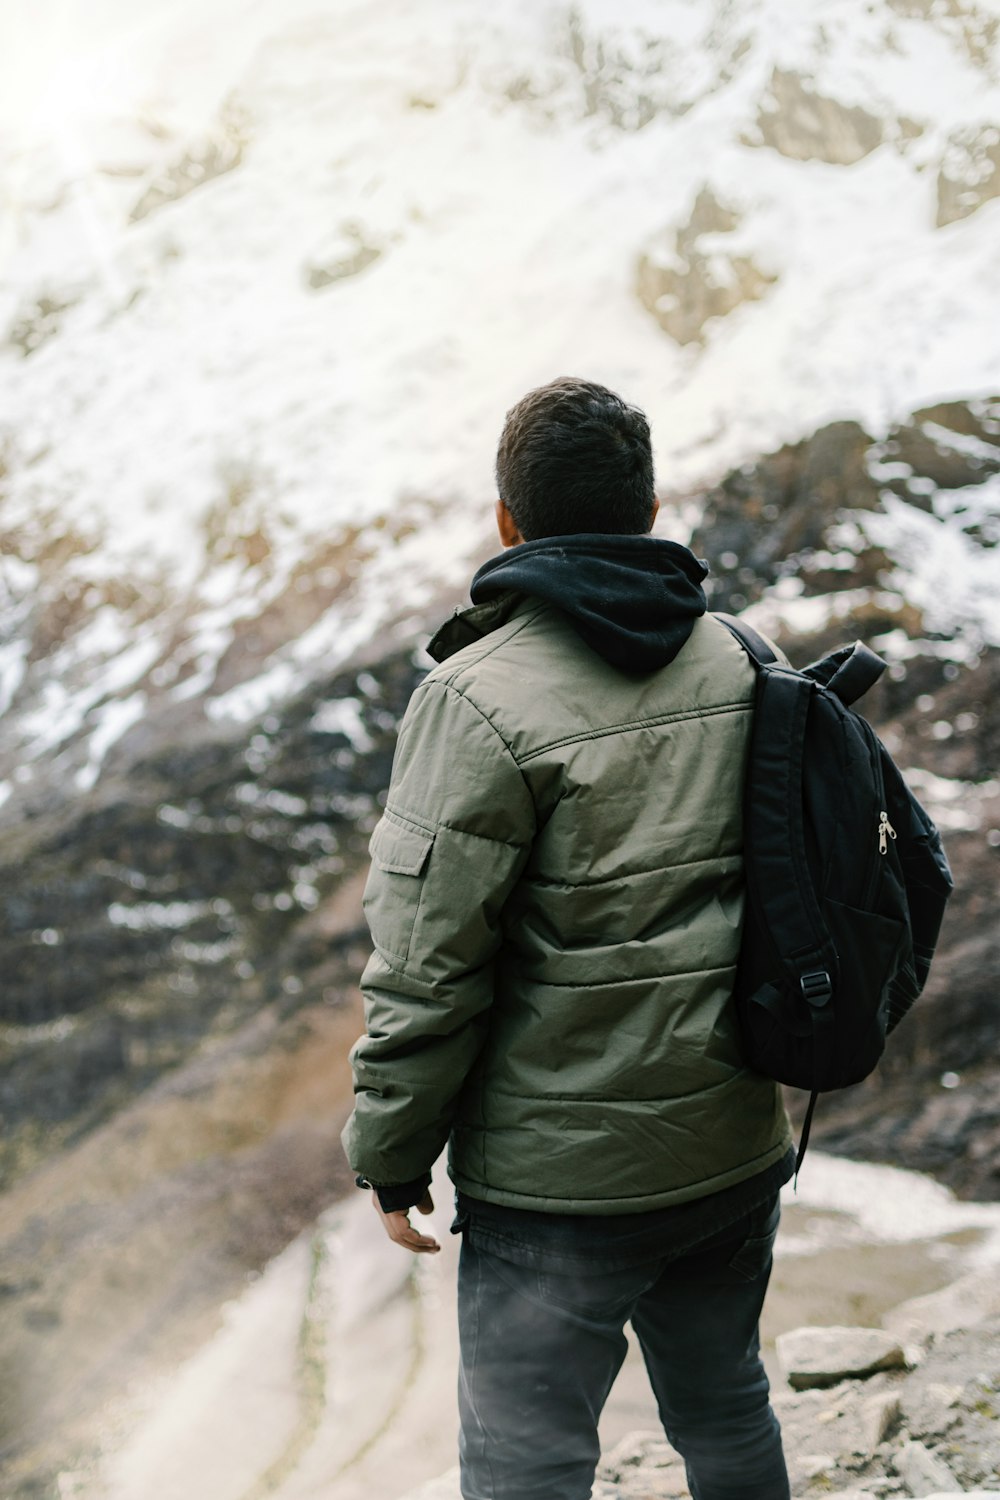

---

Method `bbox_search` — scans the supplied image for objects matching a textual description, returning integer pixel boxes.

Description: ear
[648,497,660,532]
[495,498,524,548]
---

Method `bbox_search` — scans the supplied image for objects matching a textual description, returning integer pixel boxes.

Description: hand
[372,1190,441,1254]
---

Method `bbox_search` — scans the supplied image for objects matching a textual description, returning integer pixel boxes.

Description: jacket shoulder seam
[530,849,742,891]
[428,602,548,687]
[518,699,752,764]
[531,960,738,990]
[407,676,538,834]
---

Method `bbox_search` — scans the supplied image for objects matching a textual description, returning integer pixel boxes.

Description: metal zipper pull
[878,810,897,855]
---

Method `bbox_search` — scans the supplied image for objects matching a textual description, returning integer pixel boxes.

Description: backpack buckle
[800,970,833,1007]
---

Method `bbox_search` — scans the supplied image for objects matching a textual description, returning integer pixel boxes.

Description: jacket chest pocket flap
[363,815,435,964]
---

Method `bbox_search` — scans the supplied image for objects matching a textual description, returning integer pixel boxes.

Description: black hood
[469,533,708,673]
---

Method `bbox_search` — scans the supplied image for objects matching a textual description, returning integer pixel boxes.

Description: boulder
[776,1325,907,1389]
[895,1439,957,1496]
[863,1389,901,1451]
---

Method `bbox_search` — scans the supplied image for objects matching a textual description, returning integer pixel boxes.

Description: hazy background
[1,1,999,1496]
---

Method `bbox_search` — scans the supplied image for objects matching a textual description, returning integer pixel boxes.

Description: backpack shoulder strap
[717,615,885,708]
[714,612,779,666]
[747,668,838,992]
[717,618,842,1033]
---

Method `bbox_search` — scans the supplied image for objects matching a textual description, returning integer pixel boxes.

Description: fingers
[414,1191,435,1216]
[391,1212,441,1254]
[372,1194,441,1254]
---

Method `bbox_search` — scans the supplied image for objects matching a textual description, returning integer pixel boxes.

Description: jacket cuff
[356,1172,433,1213]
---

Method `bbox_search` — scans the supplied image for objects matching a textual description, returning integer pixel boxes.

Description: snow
[233,783,308,816]
[157,803,195,829]
[743,586,909,640]
[2,0,1000,775]
[0,641,29,715]
[107,898,216,930]
[310,698,374,752]
[75,691,146,789]
[861,491,1000,644]
[205,661,300,725]
[3,0,998,540]
[921,421,1000,461]
[783,1152,1000,1269]
[18,619,161,755]
[904,767,999,832]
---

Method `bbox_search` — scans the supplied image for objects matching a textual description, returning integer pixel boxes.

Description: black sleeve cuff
[355,1172,433,1214]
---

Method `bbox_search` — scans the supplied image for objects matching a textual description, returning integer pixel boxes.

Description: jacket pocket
[363,813,435,964]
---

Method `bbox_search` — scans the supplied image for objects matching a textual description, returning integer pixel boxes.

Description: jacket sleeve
[341,675,536,1188]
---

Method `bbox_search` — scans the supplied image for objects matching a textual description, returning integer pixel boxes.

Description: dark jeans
[457,1193,789,1500]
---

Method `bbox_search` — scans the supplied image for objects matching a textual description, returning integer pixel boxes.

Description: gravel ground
[595,1313,1000,1498]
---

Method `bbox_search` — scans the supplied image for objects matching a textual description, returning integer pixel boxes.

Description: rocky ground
[593,1289,1000,1500]
[405,1284,1000,1500]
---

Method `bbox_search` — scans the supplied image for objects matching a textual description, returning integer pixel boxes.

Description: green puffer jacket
[343,579,792,1213]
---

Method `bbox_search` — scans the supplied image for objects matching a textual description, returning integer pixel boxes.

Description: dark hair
[495,377,656,540]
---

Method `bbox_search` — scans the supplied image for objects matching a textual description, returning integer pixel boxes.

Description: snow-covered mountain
[2,0,1000,811]
[3,6,1000,1490]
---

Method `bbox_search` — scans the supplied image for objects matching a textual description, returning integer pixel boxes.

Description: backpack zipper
[878,810,897,856]
[858,719,889,908]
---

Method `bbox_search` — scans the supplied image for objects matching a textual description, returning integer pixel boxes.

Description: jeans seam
[466,1248,497,1499]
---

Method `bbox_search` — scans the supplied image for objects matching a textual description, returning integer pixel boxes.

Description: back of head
[495,377,655,540]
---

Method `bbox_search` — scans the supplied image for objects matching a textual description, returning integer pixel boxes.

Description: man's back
[378,592,790,1211]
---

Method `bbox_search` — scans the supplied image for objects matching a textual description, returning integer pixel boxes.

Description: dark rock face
[0,648,423,1188]
[690,398,1000,613]
[689,418,881,612]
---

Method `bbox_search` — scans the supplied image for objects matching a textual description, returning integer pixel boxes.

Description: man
[343,376,795,1500]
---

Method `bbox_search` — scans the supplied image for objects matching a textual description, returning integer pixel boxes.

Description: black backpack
[718,615,954,1171]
